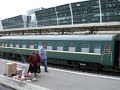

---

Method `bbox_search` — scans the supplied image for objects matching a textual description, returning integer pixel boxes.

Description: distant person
[28,51,41,77]
[39,43,48,72]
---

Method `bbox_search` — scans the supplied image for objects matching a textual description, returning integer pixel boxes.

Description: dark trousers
[42,59,48,72]
[28,64,41,74]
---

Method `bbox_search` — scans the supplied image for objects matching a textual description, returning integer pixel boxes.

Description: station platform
[0,59,120,90]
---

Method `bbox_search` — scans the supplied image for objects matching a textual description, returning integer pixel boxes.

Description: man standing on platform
[39,43,48,72]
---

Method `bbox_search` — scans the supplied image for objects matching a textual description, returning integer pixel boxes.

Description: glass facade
[56,4,72,25]
[101,0,120,22]
[1,15,31,29]
[71,0,100,24]
[1,0,120,29]
[35,4,72,26]
[35,0,120,26]
[35,7,57,26]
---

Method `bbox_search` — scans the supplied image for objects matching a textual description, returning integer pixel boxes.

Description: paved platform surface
[0,59,120,90]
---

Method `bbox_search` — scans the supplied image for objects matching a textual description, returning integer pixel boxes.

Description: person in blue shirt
[39,43,48,72]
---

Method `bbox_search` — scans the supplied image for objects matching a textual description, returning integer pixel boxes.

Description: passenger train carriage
[0,34,120,70]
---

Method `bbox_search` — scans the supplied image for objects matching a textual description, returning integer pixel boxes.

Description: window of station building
[15,44,19,48]
[10,44,13,47]
[105,13,111,16]
[57,44,63,51]
[92,5,99,9]
[93,45,101,54]
[94,14,100,17]
[96,1,99,4]
[22,45,26,48]
[107,4,116,7]
[76,3,80,6]
[81,19,86,22]
[68,43,76,52]
[83,11,87,14]
[81,44,90,53]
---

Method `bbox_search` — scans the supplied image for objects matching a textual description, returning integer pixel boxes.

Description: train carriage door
[102,45,112,66]
[114,41,120,68]
[118,42,120,68]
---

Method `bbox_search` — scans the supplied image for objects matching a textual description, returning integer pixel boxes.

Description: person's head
[31,51,36,56]
[42,43,46,48]
[36,51,39,54]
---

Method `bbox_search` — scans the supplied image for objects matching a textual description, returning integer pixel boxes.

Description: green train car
[0,34,120,70]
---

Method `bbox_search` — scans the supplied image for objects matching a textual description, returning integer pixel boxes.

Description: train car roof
[0,34,117,41]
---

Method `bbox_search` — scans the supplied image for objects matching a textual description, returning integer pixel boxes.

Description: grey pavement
[0,59,120,90]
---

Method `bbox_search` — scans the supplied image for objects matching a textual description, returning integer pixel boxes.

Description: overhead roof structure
[0,34,115,41]
[0,22,120,35]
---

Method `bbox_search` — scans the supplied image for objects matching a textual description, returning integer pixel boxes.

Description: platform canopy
[0,22,120,35]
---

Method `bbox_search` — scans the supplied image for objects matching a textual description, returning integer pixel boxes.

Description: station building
[1,0,120,29]
[27,8,45,27]
[35,0,120,26]
[1,15,31,29]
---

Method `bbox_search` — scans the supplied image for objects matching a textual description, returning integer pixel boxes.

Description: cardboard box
[5,62,17,75]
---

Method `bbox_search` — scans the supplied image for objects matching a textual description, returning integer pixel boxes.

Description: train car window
[57,46,63,51]
[22,45,26,48]
[68,43,76,52]
[38,43,42,49]
[81,44,90,53]
[47,46,52,50]
[38,45,42,49]
[10,44,13,47]
[94,44,101,54]
[69,47,76,52]
[30,45,34,49]
[57,43,63,51]
[16,44,19,48]
[46,43,53,50]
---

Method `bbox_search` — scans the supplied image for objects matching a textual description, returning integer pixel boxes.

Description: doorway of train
[114,41,120,69]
